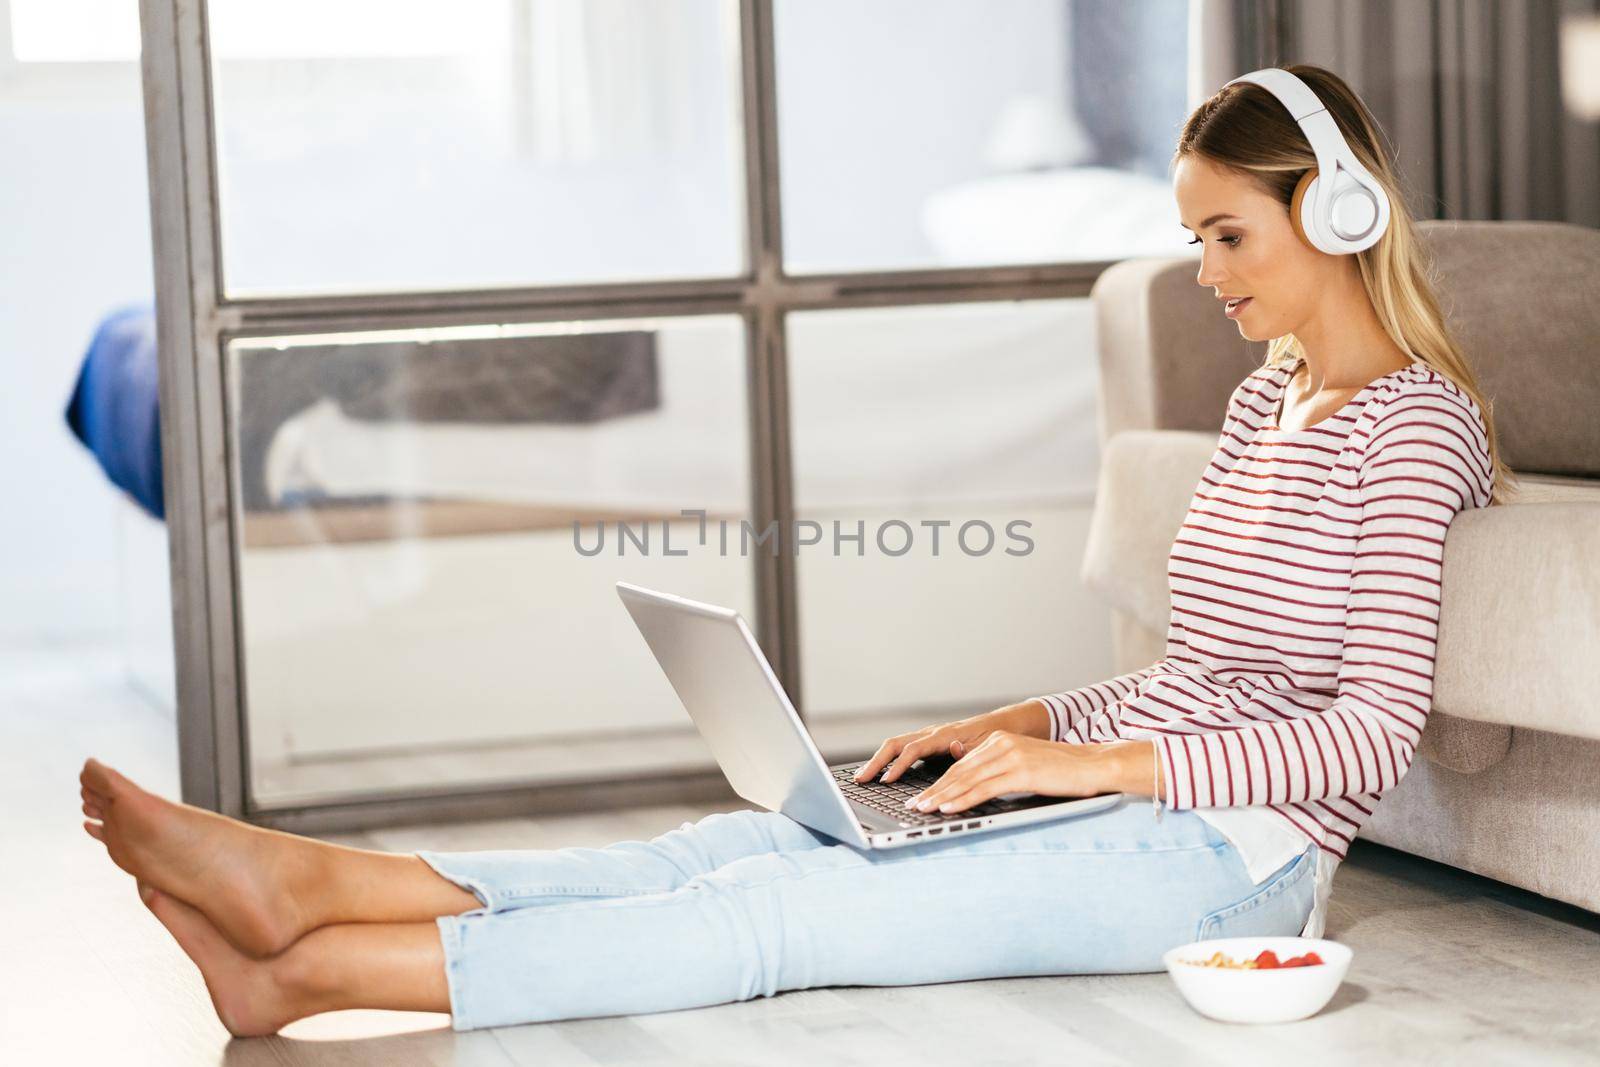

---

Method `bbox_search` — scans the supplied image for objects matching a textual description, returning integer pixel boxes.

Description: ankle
[268,934,339,1017]
[212,832,328,957]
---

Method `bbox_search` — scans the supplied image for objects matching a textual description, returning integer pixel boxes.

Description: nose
[1195,253,1227,291]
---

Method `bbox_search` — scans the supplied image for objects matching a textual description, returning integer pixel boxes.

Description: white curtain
[515,0,698,163]
[1187,0,1240,109]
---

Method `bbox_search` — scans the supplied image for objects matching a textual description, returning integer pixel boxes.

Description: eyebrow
[1184,211,1241,230]
[1181,213,1242,231]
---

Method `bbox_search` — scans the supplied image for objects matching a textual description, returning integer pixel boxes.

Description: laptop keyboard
[833,762,1022,827]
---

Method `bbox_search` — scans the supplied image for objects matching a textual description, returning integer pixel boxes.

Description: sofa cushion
[1085,430,1600,751]
[1414,711,1511,774]
[1505,472,1600,504]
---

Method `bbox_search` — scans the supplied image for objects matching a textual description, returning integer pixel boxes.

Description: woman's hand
[900,733,1158,815]
[853,701,1050,785]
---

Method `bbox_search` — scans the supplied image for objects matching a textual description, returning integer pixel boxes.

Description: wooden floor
[5,637,1600,1066]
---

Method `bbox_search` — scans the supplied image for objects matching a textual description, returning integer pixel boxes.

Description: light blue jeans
[416,795,1316,1031]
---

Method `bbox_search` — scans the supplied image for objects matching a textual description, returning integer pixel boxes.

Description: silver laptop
[616,581,1123,850]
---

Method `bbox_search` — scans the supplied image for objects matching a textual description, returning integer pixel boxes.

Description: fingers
[852,738,906,782]
[83,820,105,842]
[907,732,1019,811]
[83,800,103,820]
[879,735,941,783]
[922,780,1007,815]
[912,763,1013,814]
[855,719,998,784]
[855,729,941,783]
[909,761,1002,811]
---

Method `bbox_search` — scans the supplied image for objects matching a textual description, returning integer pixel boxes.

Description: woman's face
[1173,155,1331,342]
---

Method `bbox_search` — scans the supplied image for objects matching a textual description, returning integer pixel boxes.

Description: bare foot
[82,758,319,956]
[140,883,304,1038]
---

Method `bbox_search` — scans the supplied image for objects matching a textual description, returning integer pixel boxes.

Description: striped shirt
[1032,354,1494,871]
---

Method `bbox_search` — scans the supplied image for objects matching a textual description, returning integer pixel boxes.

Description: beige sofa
[1080,219,1600,914]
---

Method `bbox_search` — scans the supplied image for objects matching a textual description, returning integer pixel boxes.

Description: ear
[1288,168,1319,251]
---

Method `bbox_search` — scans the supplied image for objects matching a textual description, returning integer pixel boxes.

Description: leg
[430,798,1318,1030]
[81,758,478,956]
[138,808,843,1035]
[145,799,1316,1036]
[139,883,447,1038]
[83,757,832,955]
[415,807,838,912]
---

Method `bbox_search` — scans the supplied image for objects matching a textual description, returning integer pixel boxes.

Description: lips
[1224,297,1253,318]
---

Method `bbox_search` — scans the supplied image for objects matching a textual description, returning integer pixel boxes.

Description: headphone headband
[1222,68,1390,255]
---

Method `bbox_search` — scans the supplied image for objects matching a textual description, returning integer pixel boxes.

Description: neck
[1290,264,1409,388]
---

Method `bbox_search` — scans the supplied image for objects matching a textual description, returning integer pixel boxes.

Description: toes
[81,758,132,798]
[81,759,112,794]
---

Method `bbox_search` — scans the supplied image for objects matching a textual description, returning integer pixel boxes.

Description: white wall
[0,80,156,640]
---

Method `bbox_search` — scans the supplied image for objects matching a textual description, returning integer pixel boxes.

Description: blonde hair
[1174,63,1517,505]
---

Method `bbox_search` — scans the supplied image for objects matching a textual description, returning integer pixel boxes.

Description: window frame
[143,0,1251,827]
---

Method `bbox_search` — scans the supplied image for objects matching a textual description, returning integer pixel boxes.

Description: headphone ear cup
[1289,168,1320,251]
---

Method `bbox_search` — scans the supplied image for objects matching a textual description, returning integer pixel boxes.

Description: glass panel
[9,0,140,61]
[787,300,1114,725]
[207,0,745,297]
[229,315,754,808]
[775,0,1193,274]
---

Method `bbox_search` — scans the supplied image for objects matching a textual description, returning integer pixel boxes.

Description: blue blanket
[64,304,164,520]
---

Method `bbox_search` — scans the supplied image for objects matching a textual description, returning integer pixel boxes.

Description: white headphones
[1223,68,1391,255]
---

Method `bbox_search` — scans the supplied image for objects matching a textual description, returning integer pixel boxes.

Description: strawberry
[1278,951,1324,967]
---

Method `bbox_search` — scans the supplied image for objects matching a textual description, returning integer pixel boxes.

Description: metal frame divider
[138,0,1190,830]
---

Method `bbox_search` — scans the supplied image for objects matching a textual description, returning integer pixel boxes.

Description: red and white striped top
[1033,355,1494,862]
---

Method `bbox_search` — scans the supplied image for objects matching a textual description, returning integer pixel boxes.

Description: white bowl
[1162,936,1352,1024]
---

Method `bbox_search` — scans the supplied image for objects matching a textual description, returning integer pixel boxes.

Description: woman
[81,63,1511,1036]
